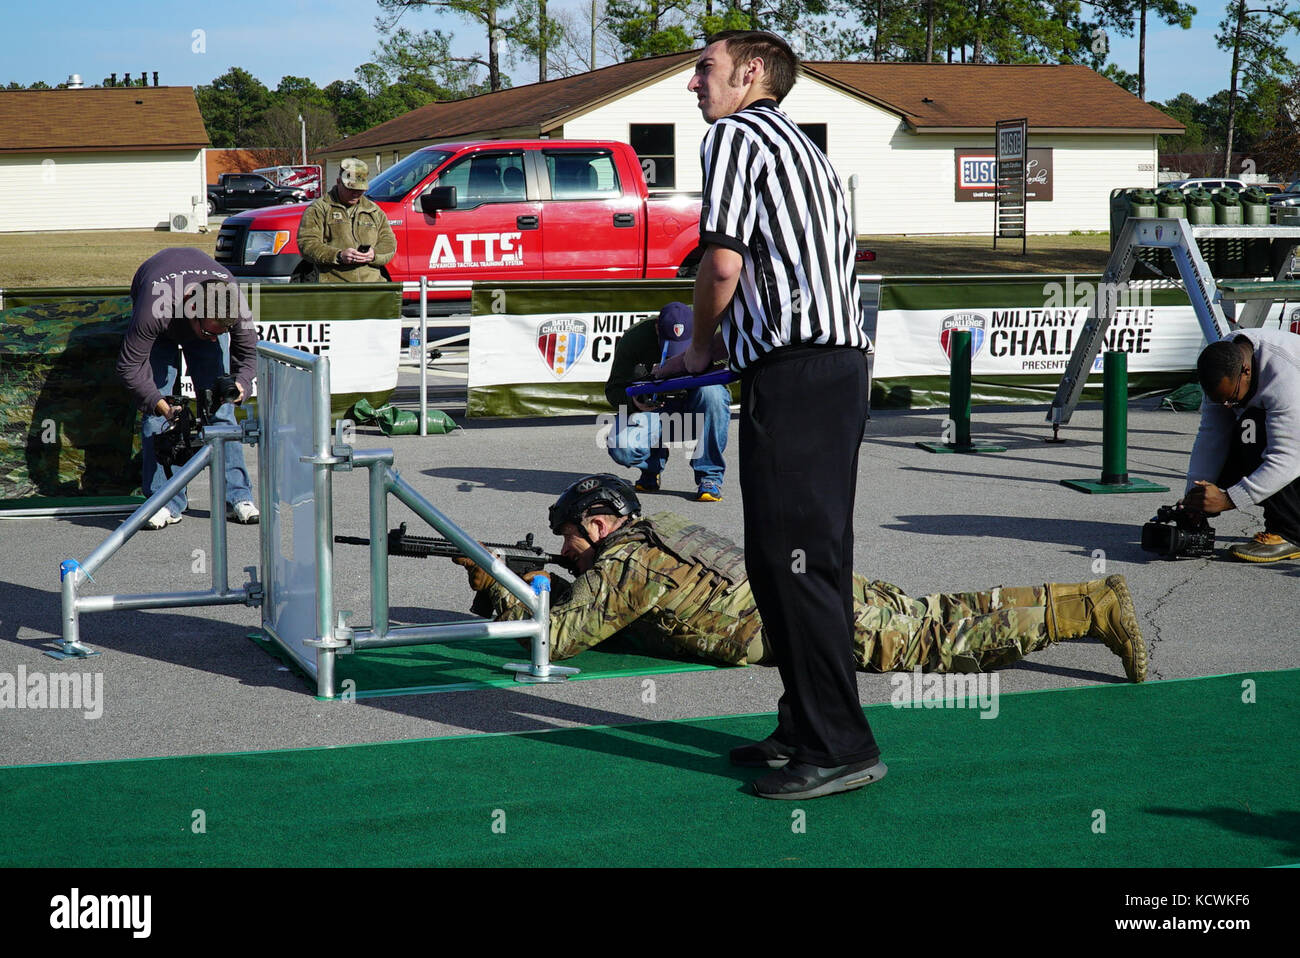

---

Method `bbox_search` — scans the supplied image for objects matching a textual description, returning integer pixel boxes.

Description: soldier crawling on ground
[454,474,1148,688]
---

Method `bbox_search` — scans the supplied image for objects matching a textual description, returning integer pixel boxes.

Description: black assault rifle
[334,522,562,578]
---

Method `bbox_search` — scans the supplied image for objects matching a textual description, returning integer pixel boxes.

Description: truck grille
[214,224,247,267]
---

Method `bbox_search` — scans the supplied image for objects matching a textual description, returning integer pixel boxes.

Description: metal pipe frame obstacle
[1060,350,1169,495]
[55,341,572,696]
[57,421,263,661]
[326,451,574,690]
[1047,216,1300,434]
[255,343,572,699]
[915,329,1007,455]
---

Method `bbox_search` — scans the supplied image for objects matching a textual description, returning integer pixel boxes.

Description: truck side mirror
[419,186,457,215]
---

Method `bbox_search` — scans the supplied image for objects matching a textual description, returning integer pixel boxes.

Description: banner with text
[468,281,697,418]
[874,274,1289,407]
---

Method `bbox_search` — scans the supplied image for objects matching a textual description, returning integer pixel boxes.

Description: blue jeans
[141,334,253,515]
[606,384,730,485]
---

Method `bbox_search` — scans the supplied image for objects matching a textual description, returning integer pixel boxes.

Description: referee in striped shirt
[658,30,885,799]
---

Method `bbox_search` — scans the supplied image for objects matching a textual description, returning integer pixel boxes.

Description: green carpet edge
[246,631,722,701]
[335,661,721,700]
[2,667,1293,773]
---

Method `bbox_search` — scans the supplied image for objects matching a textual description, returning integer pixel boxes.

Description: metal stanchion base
[915,441,1008,454]
[1060,477,1170,494]
[45,640,102,661]
[503,662,580,684]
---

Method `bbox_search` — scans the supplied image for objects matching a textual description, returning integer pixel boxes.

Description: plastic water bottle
[409,323,421,364]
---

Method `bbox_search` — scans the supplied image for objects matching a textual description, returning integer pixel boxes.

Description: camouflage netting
[0,296,142,503]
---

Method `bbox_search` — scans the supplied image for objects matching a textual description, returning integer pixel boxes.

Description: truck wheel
[289,265,318,284]
[676,258,700,278]
[207,197,217,216]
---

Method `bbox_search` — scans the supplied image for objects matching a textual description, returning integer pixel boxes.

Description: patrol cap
[340,157,370,191]
[549,474,641,534]
[656,301,693,361]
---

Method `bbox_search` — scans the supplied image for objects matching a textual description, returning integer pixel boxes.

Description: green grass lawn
[0,228,220,288]
[861,232,1112,276]
[0,227,1114,289]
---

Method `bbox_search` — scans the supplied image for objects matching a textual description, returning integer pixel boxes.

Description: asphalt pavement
[2,383,1295,768]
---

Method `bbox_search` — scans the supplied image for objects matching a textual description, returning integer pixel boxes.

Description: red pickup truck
[215,139,703,313]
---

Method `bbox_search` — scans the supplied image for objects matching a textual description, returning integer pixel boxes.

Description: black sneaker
[634,470,661,492]
[752,759,888,800]
[729,735,796,768]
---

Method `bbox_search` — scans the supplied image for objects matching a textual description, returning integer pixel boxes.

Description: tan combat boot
[1044,575,1147,683]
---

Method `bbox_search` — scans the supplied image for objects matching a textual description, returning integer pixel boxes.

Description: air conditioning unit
[169,211,198,233]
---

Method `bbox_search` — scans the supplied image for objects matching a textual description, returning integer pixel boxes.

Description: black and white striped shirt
[699,99,867,370]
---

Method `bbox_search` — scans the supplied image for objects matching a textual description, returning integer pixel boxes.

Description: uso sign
[955,148,1054,202]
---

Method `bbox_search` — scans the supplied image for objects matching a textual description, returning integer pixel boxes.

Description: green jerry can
[1127,188,1159,276]
[1183,187,1216,274]
[1213,187,1245,277]
[1155,188,1188,274]
[1240,186,1272,276]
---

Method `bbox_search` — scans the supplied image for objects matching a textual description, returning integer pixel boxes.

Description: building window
[630,123,675,189]
[799,124,828,155]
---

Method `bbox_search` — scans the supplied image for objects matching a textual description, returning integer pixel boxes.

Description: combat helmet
[548,474,641,534]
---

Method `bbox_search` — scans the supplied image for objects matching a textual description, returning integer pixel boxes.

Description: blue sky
[1,1,1294,104]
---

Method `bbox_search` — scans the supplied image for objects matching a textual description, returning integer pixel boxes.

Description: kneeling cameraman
[1181,329,1300,562]
[116,249,260,530]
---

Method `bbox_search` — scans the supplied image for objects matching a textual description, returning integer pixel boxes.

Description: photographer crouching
[115,249,259,530]
[1179,329,1300,563]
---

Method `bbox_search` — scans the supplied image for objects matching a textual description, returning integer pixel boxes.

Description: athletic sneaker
[695,480,723,502]
[635,471,661,492]
[227,500,260,524]
[144,507,181,530]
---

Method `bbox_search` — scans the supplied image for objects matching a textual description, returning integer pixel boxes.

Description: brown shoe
[1045,575,1147,683]
[1229,532,1300,563]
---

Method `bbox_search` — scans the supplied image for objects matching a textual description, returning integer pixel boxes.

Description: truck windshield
[366,150,453,202]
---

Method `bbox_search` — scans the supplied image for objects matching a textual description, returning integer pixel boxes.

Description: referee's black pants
[739,345,881,768]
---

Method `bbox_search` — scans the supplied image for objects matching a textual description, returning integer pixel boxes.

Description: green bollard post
[917,329,1006,454]
[1061,350,1168,494]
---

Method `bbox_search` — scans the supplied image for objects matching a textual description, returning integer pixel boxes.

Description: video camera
[1140,504,1216,559]
[154,375,241,478]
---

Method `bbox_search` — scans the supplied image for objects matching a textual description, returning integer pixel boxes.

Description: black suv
[207,173,306,216]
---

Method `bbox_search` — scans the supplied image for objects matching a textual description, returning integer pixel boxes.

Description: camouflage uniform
[296,187,397,283]
[481,512,1052,672]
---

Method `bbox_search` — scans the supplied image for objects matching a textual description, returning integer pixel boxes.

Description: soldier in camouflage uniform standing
[456,475,1148,683]
[296,158,397,283]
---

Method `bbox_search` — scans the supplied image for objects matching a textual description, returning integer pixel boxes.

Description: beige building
[0,87,210,233]
[319,52,1182,235]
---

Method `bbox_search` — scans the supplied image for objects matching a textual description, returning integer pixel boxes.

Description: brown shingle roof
[324,51,698,152]
[0,87,210,154]
[804,62,1183,132]
[328,55,1182,153]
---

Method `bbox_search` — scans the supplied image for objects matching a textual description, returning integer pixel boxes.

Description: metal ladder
[1046,217,1300,430]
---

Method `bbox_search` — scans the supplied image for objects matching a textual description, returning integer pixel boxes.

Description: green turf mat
[3,670,1297,867]
[250,631,726,698]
